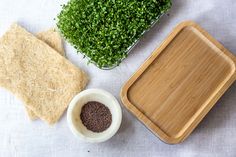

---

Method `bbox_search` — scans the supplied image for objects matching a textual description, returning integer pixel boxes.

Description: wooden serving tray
[120,21,236,144]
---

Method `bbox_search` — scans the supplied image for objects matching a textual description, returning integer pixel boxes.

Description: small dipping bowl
[67,88,122,143]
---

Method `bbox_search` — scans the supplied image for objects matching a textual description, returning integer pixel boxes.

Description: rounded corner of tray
[120,84,130,107]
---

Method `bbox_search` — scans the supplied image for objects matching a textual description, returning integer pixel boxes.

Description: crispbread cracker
[25,28,65,120]
[36,28,65,56]
[26,107,38,120]
[0,23,88,124]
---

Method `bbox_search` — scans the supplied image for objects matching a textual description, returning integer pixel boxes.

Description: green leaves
[57,0,171,68]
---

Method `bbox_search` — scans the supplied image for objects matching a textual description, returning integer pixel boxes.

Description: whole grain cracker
[25,28,66,120]
[36,28,65,56]
[0,23,88,124]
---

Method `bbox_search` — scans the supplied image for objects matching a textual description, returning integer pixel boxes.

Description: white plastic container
[67,89,122,143]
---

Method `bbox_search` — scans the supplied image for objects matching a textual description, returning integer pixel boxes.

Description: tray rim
[120,21,236,144]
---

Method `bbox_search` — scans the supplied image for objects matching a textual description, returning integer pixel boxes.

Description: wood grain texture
[120,21,236,144]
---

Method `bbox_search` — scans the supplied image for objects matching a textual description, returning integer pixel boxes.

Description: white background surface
[0,0,236,157]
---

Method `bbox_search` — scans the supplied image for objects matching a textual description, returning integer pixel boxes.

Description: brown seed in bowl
[80,101,112,132]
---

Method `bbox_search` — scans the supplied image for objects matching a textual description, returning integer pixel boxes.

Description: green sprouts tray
[57,0,172,69]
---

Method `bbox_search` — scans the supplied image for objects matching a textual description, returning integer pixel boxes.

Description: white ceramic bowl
[67,88,122,143]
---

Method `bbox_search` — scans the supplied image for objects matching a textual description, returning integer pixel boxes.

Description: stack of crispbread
[0,24,88,124]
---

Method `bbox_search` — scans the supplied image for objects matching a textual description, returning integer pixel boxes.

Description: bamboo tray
[120,21,236,144]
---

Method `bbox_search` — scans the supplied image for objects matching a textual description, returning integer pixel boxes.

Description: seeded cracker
[25,28,66,120]
[0,23,88,124]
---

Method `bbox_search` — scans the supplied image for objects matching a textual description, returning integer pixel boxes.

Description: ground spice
[80,101,112,132]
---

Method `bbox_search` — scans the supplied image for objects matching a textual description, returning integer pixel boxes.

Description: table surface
[0,0,236,157]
